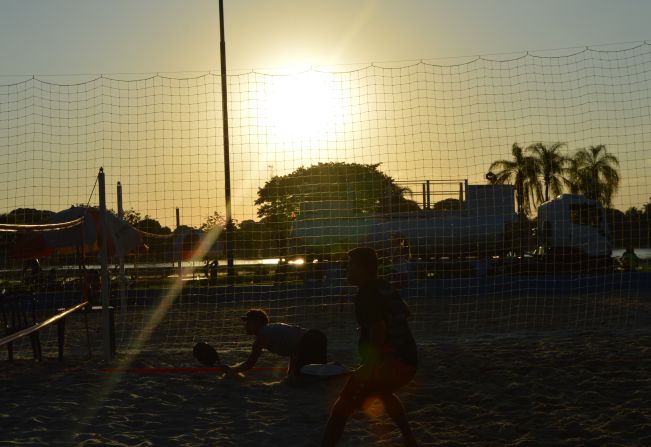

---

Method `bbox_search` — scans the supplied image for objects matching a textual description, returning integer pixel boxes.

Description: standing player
[322,247,418,447]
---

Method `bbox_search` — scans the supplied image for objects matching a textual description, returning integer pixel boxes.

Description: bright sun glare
[257,71,347,143]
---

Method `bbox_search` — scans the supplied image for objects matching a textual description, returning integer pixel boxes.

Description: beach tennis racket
[193,342,245,380]
[300,362,351,378]
[193,341,222,367]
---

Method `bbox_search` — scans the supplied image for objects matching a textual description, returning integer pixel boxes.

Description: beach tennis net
[1,43,651,356]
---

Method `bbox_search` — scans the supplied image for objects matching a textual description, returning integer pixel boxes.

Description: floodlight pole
[219,0,235,285]
[98,168,112,362]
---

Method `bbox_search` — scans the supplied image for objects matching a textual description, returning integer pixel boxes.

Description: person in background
[620,245,640,271]
[23,258,42,289]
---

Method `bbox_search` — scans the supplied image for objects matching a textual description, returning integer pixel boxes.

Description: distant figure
[224,309,328,379]
[23,258,42,288]
[205,259,219,285]
[620,246,640,272]
[322,247,418,447]
[84,269,101,306]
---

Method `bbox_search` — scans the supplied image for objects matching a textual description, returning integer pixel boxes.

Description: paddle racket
[193,341,222,367]
[193,341,245,380]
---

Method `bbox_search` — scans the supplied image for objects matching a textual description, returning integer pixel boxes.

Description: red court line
[100,366,286,374]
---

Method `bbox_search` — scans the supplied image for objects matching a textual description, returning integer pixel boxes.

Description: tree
[255,162,420,222]
[255,162,420,254]
[488,143,541,217]
[526,142,570,203]
[568,145,620,207]
[119,209,170,261]
[200,211,227,232]
[0,208,54,225]
[122,209,142,226]
[121,208,170,234]
[233,219,265,258]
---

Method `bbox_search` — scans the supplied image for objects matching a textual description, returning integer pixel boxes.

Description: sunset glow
[256,71,348,144]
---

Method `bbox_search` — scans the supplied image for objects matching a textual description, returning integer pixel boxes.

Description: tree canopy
[255,162,420,223]
[489,143,540,217]
[489,142,621,214]
[526,142,570,203]
[568,145,620,208]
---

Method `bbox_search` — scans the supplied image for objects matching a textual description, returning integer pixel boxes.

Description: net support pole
[98,168,112,362]
[117,182,127,323]
[219,0,235,286]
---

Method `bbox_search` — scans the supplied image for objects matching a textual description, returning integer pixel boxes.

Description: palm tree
[568,145,620,207]
[489,143,541,217]
[526,142,570,203]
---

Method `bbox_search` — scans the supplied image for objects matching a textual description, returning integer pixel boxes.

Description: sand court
[2,328,651,446]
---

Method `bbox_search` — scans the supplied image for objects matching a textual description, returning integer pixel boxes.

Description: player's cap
[240,308,269,324]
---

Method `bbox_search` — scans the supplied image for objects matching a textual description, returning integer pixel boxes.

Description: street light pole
[219,0,235,285]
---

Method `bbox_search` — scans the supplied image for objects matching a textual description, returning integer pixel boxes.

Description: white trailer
[288,184,517,259]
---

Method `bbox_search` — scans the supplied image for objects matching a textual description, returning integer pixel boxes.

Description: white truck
[536,193,612,259]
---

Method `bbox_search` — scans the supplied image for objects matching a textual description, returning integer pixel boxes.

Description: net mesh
[1,44,650,356]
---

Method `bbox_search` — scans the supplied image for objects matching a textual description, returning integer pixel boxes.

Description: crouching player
[226,308,328,379]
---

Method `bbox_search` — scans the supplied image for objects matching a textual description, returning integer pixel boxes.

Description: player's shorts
[340,346,416,407]
[290,329,328,376]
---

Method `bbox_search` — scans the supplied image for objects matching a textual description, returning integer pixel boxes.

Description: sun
[256,70,347,143]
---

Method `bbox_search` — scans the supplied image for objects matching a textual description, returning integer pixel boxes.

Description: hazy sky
[1,0,649,75]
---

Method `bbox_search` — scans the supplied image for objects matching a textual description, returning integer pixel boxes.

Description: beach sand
[2,329,651,446]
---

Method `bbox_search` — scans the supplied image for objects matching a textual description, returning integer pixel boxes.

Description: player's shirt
[258,323,306,356]
[354,279,418,367]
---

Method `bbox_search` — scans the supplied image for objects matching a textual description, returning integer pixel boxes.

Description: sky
[1,0,650,227]
[1,0,650,75]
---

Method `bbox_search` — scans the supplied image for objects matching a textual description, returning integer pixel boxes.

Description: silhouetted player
[322,247,418,446]
[226,309,328,378]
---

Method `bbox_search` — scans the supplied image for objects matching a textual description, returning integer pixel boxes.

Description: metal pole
[117,182,127,325]
[421,183,426,209]
[426,180,431,209]
[176,207,182,273]
[98,168,112,362]
[219,0,235,286]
